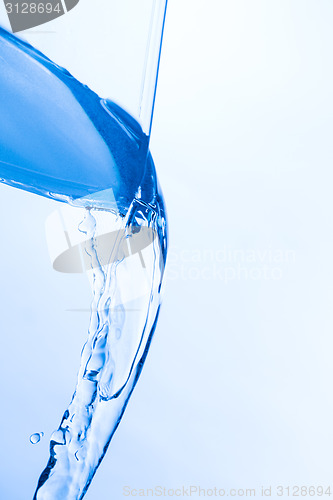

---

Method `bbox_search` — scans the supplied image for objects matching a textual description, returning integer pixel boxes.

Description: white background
[87,0,333,498]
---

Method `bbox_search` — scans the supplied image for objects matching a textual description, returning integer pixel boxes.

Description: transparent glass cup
[0,1,168,499]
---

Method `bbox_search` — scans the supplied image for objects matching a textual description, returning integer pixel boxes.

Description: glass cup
[0,1,168,498]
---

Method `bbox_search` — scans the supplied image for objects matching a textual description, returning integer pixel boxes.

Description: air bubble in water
[30,432,44,445]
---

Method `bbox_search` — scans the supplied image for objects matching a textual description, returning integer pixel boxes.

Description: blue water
[0,28,167,499]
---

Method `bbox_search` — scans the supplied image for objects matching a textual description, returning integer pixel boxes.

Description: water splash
[34,202,166,499]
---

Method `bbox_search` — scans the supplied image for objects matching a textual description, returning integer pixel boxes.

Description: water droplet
[29,432,44,445]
